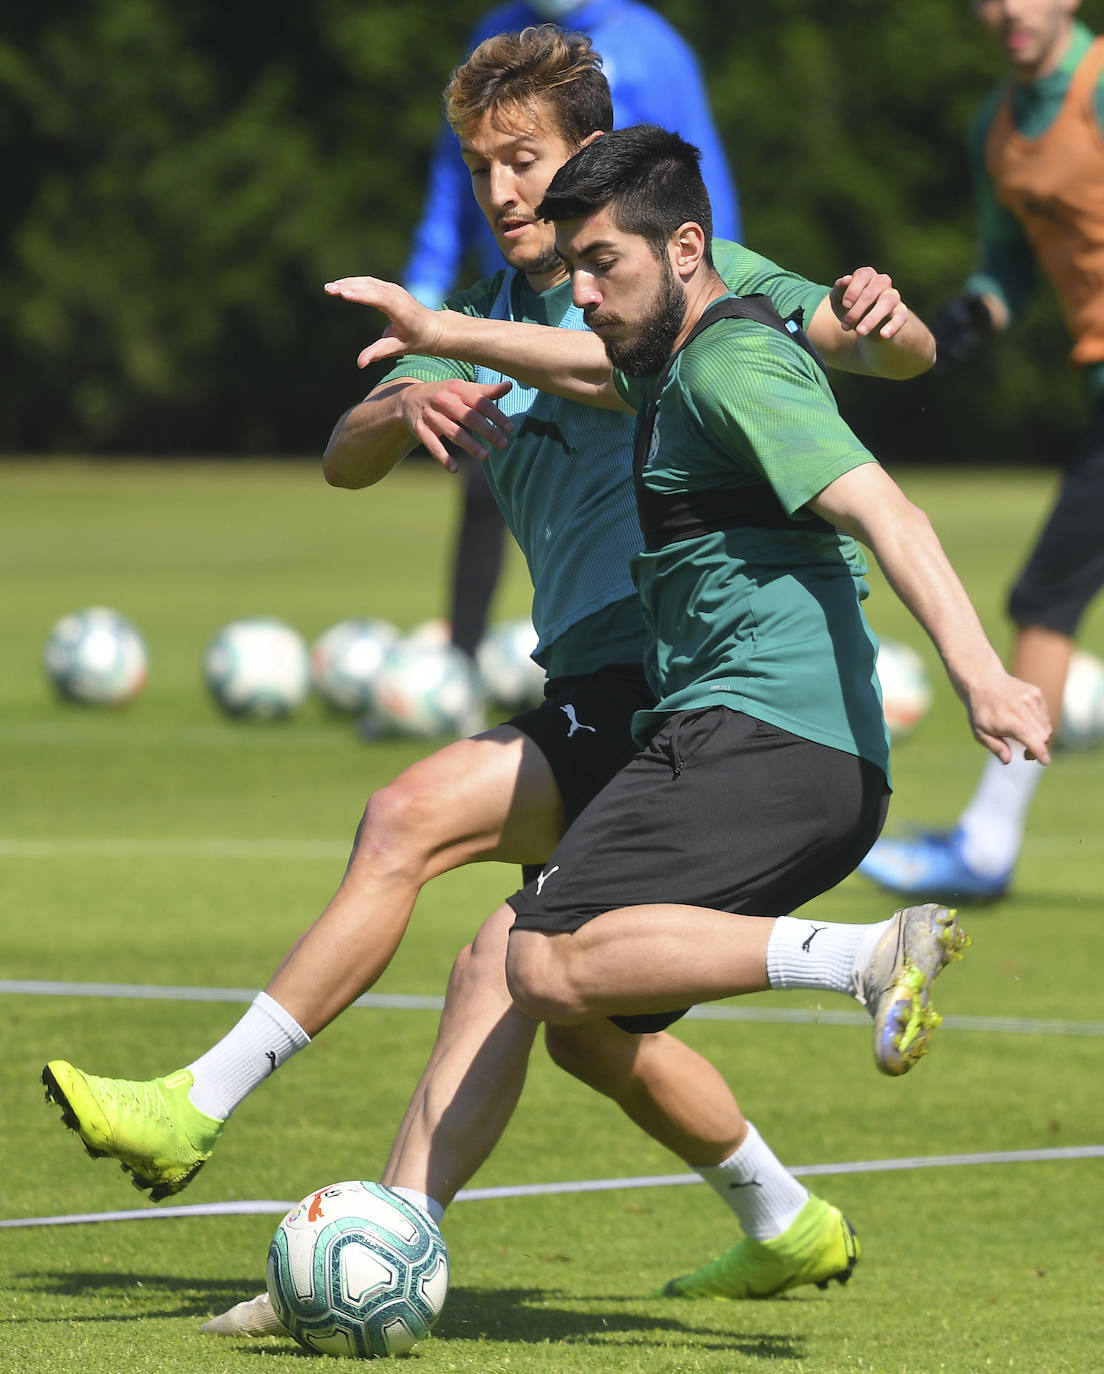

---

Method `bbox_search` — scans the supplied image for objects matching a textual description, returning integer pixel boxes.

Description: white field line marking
[3,1145,1102,1229]
[5,979,1104,1037]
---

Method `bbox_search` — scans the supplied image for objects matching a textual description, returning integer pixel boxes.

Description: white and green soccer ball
[369,635,484,739]
[476,617,546,713]
[43,606,149,706]
[266,1180,449,1359]
[310,617,400,714]
[1056,648,1104,751]
[875,638,933,742]
[203,617,310,719]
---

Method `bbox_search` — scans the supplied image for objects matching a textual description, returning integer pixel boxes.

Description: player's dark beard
[595,258,686,377]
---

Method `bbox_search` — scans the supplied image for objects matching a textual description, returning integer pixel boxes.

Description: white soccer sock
[389,1187,446,1227]
[766,914,889,998]
[697,1123,809,1241]
[957,746,1043,877]
[185,991,311,1121]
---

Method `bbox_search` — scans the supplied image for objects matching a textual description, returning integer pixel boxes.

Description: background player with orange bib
[861,0,1104,903]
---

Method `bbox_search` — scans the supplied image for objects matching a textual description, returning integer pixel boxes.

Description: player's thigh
[374,723,564,870]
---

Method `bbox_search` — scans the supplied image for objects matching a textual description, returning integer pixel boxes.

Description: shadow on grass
[430,1285,804,1358]
[14,1272,805,1360]
[11,1269,268,1322]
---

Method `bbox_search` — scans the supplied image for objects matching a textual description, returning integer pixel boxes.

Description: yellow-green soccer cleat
[658,1196,860,1300]
[42,1061,223,1201]
[854,903,971,1076]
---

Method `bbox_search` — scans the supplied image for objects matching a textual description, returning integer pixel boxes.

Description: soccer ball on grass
[311,618,400,714]
[43,606,149,706]
[204,617,311,719]
[266,1180,449,1358]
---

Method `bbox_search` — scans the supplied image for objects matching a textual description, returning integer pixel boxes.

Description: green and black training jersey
[615,296,891,776]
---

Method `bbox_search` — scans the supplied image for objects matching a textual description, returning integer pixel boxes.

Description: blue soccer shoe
[857,826,1011,904]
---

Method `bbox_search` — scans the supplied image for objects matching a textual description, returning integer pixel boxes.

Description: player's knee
[352,774,441,872]
[505,930,580,1022]
[543,1023,608,1086]
[446,939,477,991]
[546,1020,638,1095]
[443,937,499,1004]
[442,906,515,1008]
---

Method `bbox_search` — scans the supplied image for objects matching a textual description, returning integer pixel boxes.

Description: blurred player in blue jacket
[405,0,742,670]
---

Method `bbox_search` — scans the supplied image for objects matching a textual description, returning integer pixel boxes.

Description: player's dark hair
[445,26,613,149]
[538,124,713,262]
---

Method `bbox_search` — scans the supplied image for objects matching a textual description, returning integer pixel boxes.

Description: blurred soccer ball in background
[476,618,546,713]
[875,638,932,742]
[369,636,484,739]
[204,617,310,719]
[266,1179,449,1359]
[1056,649,1104,752]
[44,606,149,706]
[311,618,400,714]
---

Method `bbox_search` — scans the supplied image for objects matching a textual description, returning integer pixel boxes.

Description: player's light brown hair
[444,25,614,148]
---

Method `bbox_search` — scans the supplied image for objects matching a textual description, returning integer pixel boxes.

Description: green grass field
[2,459,1101,1373]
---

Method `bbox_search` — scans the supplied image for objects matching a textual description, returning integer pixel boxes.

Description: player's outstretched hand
[324,277,445,368]
[830,267,909,338]
[396,378,514,471]
[962,670,1052,766]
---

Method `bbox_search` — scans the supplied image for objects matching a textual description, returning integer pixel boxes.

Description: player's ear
[578,129,604,149]
[669,222,707,277]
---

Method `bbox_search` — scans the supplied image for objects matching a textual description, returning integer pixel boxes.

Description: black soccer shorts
[1008,408,1104,636]
[508,706,890,1032]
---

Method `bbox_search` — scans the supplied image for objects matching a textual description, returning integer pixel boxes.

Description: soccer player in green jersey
[371,122,1047,1077]
[46,32,942,1318]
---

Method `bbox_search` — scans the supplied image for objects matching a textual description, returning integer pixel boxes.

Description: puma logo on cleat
[535,865,559,894]
[560,704,597,738]
[801,924,828,952]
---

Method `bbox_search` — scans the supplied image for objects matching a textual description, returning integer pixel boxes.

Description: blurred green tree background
[3,0,1101,461]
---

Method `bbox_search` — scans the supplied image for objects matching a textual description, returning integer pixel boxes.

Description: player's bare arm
[325,275,631,413]
[809,462,1052,764]
[807,266,936,379]
[322,376,516,486]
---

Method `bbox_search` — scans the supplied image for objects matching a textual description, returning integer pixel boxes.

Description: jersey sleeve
[685,326,875,513]
[712,240,829,328]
